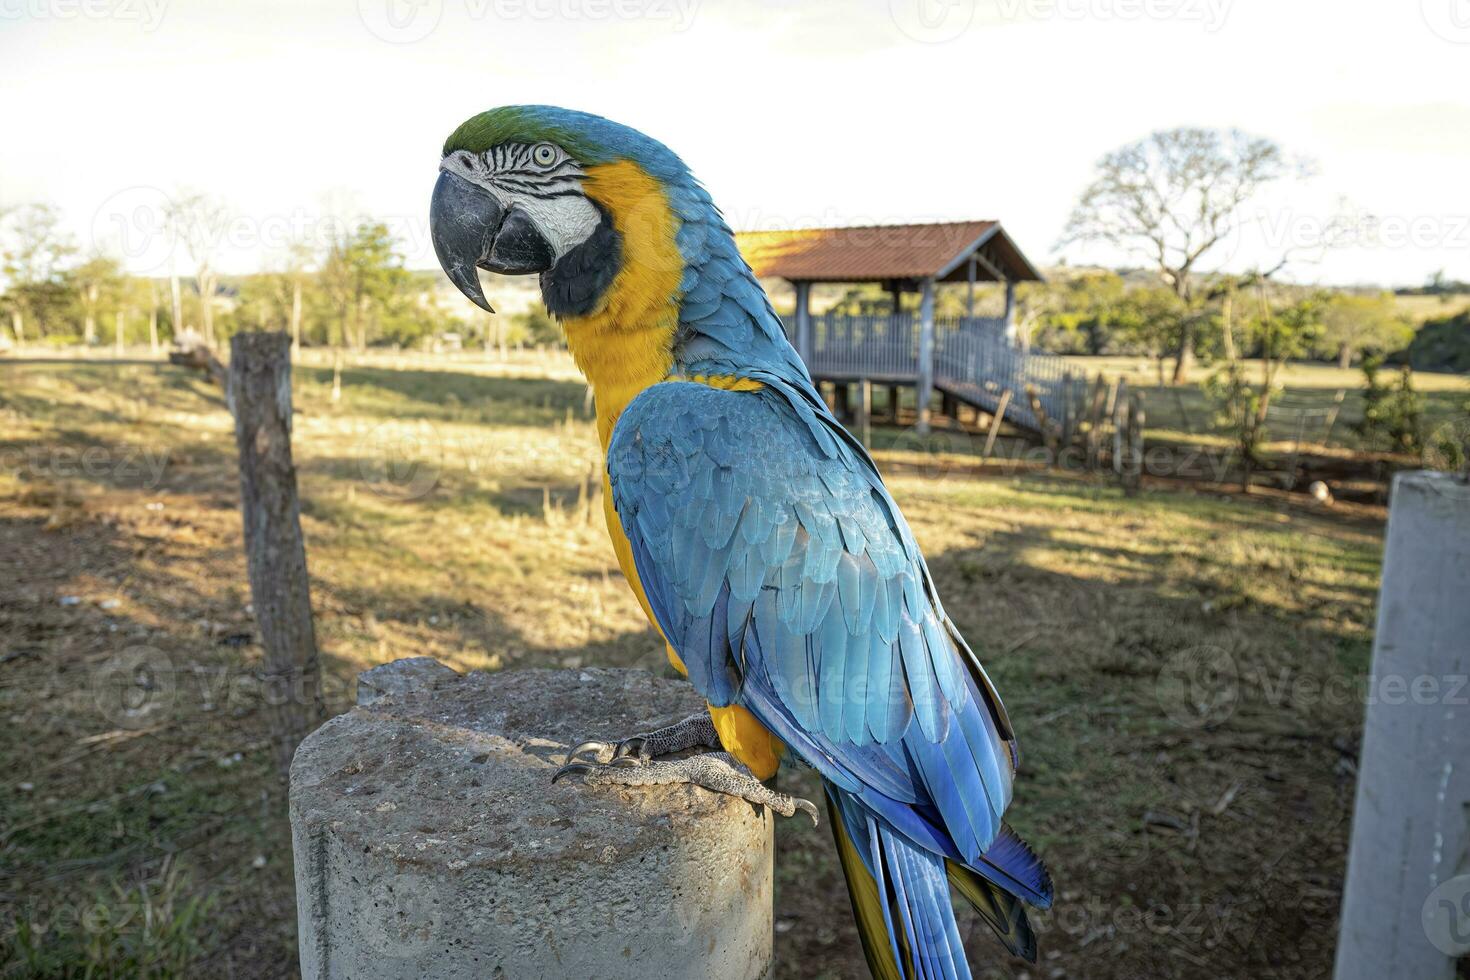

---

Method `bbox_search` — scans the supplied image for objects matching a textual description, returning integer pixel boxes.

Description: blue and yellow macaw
[429,106,1052,979]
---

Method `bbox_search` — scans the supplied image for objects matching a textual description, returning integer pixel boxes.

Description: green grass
[0,351,1389,978]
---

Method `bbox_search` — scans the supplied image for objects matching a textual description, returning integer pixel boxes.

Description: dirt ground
[0,353,1399,978]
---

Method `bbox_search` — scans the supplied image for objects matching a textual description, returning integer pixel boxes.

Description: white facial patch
[440,144,601,261]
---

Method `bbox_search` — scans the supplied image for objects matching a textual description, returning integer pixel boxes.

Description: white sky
[2,0,1467,286]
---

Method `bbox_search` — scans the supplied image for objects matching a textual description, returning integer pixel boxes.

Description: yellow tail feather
[827,796,911,980]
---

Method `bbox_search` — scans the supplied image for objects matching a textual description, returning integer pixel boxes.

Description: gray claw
[565,740,612,765]
[551,762,593,784]
[612,736,647,761]
[793,797,820,827]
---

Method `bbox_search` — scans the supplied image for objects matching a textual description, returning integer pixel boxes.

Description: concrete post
[291,661,774,980]
[1333,471,1470,980]
[916,277,936,435]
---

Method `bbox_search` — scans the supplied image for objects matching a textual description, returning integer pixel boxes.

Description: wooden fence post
[857,379,872,448]
[982,389,1012,461]
[229,331,326,777]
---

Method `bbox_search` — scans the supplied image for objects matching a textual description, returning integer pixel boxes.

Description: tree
[165,192,229,347]
[1,203,77,341]
[1205,284,1325,489]
[1060,128,1290,381]
[1315,292,1413,368]
[1113,286,1189,383]
[318,223,409,351]
[70,254,125,346]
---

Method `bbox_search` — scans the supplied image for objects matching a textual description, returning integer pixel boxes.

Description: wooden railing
[779,313,1067,433]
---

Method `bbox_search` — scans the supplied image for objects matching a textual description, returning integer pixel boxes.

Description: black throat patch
[540,202,622,318]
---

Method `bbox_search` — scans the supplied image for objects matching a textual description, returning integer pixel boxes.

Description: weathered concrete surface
[290,662,774,980]
[1334,471,1470,980]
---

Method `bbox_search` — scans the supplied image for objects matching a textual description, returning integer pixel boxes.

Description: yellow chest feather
[561,160,782,777]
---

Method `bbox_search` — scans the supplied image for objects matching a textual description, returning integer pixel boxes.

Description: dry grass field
[0,350,1404,978]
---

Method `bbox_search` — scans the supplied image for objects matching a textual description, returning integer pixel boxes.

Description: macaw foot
[563,711,721,765]
[552,750,819,825]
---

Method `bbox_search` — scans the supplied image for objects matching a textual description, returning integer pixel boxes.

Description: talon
[552,762,593,784]
[565,740,611,765]
[612,736,646,761]
[793,798,820,827]
[609,755,641,769]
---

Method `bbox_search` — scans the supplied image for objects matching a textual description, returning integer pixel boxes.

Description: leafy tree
[1315,292,1413,368]
[319,223,410,351]
[69,254,125,345]
[1355,355,1424,455]
[1408,310,1470,372]
[1112,286,1190,381]
[1060,128,1290,381]
[1,203,77,341]
[1205,286,1324,489]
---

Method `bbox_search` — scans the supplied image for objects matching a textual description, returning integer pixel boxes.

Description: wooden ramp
[788,312,1067,437]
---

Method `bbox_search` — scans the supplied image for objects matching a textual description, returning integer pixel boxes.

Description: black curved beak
[430,170,556,314]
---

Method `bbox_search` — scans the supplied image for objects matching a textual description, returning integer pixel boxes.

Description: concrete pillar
[291,660,774,980]
[916,277,936,434]
[1334,471,1470,980]
[792,281,811,364]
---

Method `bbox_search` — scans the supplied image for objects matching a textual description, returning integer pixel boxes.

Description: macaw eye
[532,143,558,167]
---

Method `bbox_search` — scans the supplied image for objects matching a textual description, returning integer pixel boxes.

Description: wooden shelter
[737,221,1052,433]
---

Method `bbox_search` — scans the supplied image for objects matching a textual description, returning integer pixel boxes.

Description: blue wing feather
[607,379,1020,875]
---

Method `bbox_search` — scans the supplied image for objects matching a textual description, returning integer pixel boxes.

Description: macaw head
[430,105,696,318]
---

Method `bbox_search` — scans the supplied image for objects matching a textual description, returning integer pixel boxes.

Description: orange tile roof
[736,220,1015,283]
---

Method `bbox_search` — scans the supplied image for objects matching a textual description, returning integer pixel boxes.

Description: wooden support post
[793,281,812,364]
[983,389,1012,460]
[857,379,872,448]
[1059,371,1075,447]
[1124,392,1145,493]
[887,385,901,423]
[1084,375,1109,470]
[966,255,977,319]
[916,278,936,434]
[940,391,957,421]
[833,382,850,421]
[229,332,326,778]
[1025,384,1058,456]
[1003,280,1017,346]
